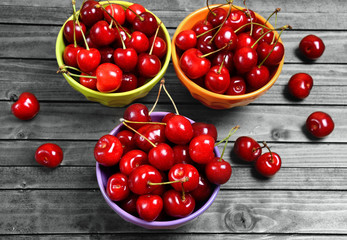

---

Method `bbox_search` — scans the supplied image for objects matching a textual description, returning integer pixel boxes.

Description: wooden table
[1,0,347,238]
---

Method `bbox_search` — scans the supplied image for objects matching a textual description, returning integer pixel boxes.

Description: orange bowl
[171,5,284,109]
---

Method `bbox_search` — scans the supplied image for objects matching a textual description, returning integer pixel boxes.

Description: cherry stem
[262,141,273,163]
[217,55,226,74]
[120,118,166,126]
[58,69,97,79]
[162,79,180,115]
[181,182,186,201]
[75,20,89,50]
[215,125,239,147]
[196,22,223,39]
[200,43,228,58]
[148,177,189,186]
[242,0,253,35]
[209,1,233,44]
[149,79,164,115]
[107,0,115,28]
[235,22,271,34]
[72,0,78,48]
[149,22,162,56]
[271,11,279,45]
[59,65,83,73]
[121,121,157,148]
[206,0,217,17]
[250,24,288,49]
[264,8,281,26]
[115,2,144,21]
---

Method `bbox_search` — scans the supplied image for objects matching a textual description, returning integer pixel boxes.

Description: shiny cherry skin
[255,152,281,177]
[119,149,148,176]
[306,111,334,138]
[252,25,274,44]
[77,48,101,72]
[149,36,167,59]
[89,20,117,47]
[214,26,238,51]
[133,124,166,152]
[11,92,40,120]
[175,30,197,51]
[99,46,114,63]
[165,115,194,145]
[212,51,233,73]
[180,48,211,79]
[236,32,258,50]
[96,63,123,93]
[63,44,83,67]
[192,122,218,141]
[106,173,130,201]
[299,34,325,60]
[113,47,138,72]
[79,0,104,27]
[104,4,125,25]
[197,34,216,55]
[112,27,131,49]
[192,20,214,36]
[189,135,215,164]
[63,20,86,44]
[205,65,231,94]
[163,189,195,218]
[94,134,123,166]
[136,194,163,221]
[125,31,150,54]
[257,41,285,66]
[79,71,97,90]
[225,10,248,32]
[120,193,138,215]
[132,12,158,37]
[226,76,246,95]
[205,157,232,185]
[233,47,258,74]
[128,164,162,195]
[172,145,194,165]
[148,143,175,171]
[190,175,212,202]
[35,143,63,168]
[115,129,136,153]
[137,53,161,78]
[168,163,199,192]
[246,65,270,90]
[233,136,262,162]
[161,112,176,123]
[125,3,146,24]
[288,73,313,99]
[123,103,151,130]
[117,73,138,92]
[207,7,227,27]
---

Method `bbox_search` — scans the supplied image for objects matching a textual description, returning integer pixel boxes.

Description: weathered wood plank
[2,190,347,234]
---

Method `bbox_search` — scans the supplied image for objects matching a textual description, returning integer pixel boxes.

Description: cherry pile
[60,1,167,93]
[175,1,289,95]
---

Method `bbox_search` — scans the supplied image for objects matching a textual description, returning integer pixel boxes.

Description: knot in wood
[271,128,289,140]
[224,204,256,232]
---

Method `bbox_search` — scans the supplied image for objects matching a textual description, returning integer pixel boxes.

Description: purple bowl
[96,111,221,229]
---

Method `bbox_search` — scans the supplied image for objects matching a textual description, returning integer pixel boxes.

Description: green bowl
[55,1,171,107]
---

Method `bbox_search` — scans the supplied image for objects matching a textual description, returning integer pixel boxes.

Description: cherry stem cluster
[216,125,239,161]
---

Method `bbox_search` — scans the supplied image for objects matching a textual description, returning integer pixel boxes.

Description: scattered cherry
[306,111,334,138]
[288,73,313,99]
[35,143,63,168]
[299,34,325,60]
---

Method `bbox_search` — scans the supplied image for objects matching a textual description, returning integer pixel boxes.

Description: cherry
[163,189,195,218]
[190,175,212,202]
[96,63,123,93]
[104,4,125,25]
[99,46,114,63]
[205,65,231,94]
[212,51,233,73]
[207,7,227,27]
[233,47,258,74]
[168,163,200,192]
[149,36,167,59]
[11,92,40,120]
[233,136,262,162]
[245,65,270,90]
[175,30,197,51]
[205,157,232,184]
[106,173,130,201]
[236,32,258,50]
[35,143,63,168]
[192,122,218,141]
[180,48,211,79]
[161,112,176,124]
[80,71,97,90]
[189,135,215,164]
[252,25,274,44]
[165,115,194,145]
[125,31,150,54]
[112,27,131,49]
[197,34,216,55]
[63,20,86,44]
[132,12,158,37]
[287,73,313,99]
[119,149,148,176]
[120,193,138,215]
[192,20,214,36]
[117,73,138,92]
[125,3,146,24]
[94,134,123,166]
[137,53,161,78]
[214,26,238,51]
[257,41,285,66]
[79,0,104,27]
[148,143,175,171]
[63,44,83,67]
[113,48,138,72]
[226,76,246,95]
[128,164,161,195]
[244,9,256,31]
[89,20,117,46]
[123,103,151,130]
[255,151,281,177]
[77,48,101,72]
[225,10,248,32]
[172,145,194,165]
[133,124,166,152]
[116,129,136,153]
[306,111,334,138]
[84,33,99,49]
[299,34,325,60]
[136,194,163,221]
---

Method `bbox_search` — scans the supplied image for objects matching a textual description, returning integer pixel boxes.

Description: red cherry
[148,143,175,171]
[106,173,130,201]
[132,12,158,37]
[11,92,40,120]
[205,157,232,184]
[136,194,163,221]
[175,30,197,51]
[35,143,63,168]
[125,31,150,54]
[137,53,161,78]
[96,63,122,93]
[211,51,233,73]
[255,152,281,177]
[133,124,166,152]
[306,111,334,138]
[299,34,325,60]
[120,193,138,215]
[207,7,227,27]
[180,48,211,79]
[125,3,146,24]
[128,164,162,195]
[257,41,285,66]
[165,115,194,145]
[191,20,214,36]
[84,33,99,49]
[192,122,218,141]
[172,145,194,165]
[225,76,246,95]
[77,48,101,72]
[119,149,148,176]
[245,65,270,90]
[168,163,200,192]
[233,47,258,74]
[99,46,114,64]
[288,73,313,99]
[89,20,117,47]
[79,0,104,27]
[123,103,151,130]
[205,65,231,94]
[161,112,176,123]
[113,48,138,72]
[104,4,125,25]
[149,36,167,59]
[252,25,274,44]
[214,26,238,51]
[63,20,86,44]
[116,129,136,153]
[80,71,97,90]
[112,27,131,49]
[236,32,258,50]
[63,44,83,67]
[233,136,262,162]
[163,189,195,218]
[225,10,248,32]
[190,175,212,202]
[196,34,216,55]
[117,73,138,92]
[189,135,215,164]
[94,134,123,166]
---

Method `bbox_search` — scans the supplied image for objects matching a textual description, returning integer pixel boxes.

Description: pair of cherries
[62,1,166,93]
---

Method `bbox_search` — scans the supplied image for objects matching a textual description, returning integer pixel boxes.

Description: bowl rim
[171,4,284,101]
[96,111,221,228]
[55,0,172,97]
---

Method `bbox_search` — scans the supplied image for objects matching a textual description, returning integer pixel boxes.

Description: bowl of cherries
[171,1,288,109]
[95,96,237,229]
[56,1,171,107]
